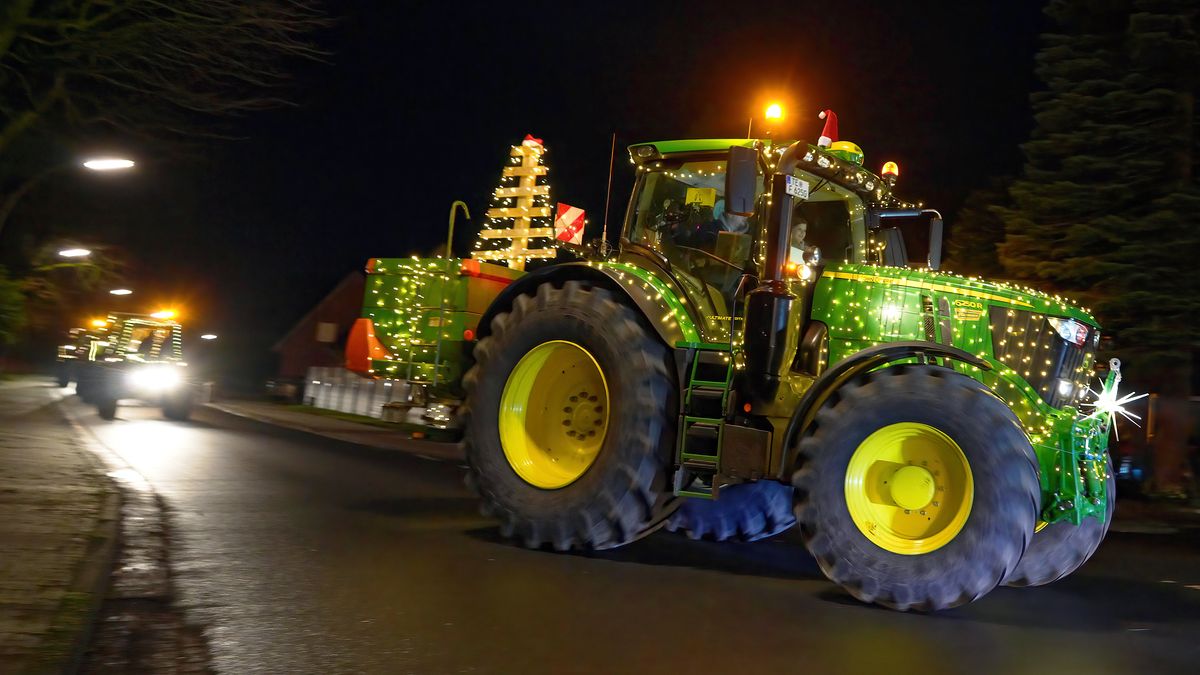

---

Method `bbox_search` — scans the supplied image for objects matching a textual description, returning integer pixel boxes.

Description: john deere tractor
[347,137,1117,611]
[75,312,193,421]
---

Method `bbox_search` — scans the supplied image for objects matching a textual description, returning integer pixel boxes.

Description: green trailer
[347,137,1121,610]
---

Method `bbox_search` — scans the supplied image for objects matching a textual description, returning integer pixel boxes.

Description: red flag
[554,203,585,244]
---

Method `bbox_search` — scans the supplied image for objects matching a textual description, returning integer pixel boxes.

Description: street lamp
[82,158,135,171]
[1,154,136,238]
[199,334,218,341]
[109,288,133,296]
[57,248,92,258]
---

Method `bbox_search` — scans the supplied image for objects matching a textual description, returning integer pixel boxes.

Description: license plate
[785,175,810,200]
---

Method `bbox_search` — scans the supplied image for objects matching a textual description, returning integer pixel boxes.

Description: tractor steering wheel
[675,245,743,273]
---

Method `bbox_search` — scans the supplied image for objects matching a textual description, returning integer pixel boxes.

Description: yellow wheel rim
[498,340,610,489]
[844,422,974,555]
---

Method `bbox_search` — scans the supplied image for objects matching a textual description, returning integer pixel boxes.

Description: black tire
[666,481,796,542]
[1004,461,1114,587]
[55,368,71,388]
[162,389,194,421]
[464,281,676,551]
[792,365,1040,611]
[96,395,118,420]
[76,371,95,402]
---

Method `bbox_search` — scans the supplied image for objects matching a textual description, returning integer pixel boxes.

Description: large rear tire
[464,281,677,551]
[1004,462,1114,587]
[666,481,795,542]
[792,365,1039,611]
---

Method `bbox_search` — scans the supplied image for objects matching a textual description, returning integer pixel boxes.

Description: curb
[205,401,467,463]
[43,402,123,675]
[56,402,125,674]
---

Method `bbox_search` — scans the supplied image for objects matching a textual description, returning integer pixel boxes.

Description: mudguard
[475,261,702,347]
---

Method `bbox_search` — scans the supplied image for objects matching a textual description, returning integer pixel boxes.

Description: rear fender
[475,262,702,347]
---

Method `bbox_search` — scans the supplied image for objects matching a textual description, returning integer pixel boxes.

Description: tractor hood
[819,263,1099,327]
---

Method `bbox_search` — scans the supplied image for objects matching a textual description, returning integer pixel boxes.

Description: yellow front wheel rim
[498,340,610,489]
[844,422,974,555]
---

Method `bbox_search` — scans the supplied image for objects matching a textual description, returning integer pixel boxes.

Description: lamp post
[57,248,92,258]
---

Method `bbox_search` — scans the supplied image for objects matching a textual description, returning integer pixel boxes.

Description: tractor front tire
[96,395,118,421]
[666,481,795,542]
[464,281,676,551]
[163,391,194,421]
[792,365,1040,611]
[1004,463,1114,587]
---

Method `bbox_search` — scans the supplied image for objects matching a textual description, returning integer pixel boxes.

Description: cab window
[627,157,763,317]
[787,171,866,266]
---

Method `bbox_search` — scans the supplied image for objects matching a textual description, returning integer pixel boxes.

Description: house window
[315,322,338,343]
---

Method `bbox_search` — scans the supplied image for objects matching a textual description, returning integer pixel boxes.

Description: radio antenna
[601,131,617,252]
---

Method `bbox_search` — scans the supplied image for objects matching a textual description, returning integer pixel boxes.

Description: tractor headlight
[127,365,182,391]
[1047,316,1088,347]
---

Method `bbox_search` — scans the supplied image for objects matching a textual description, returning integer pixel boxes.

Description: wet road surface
[65,396,1200,674]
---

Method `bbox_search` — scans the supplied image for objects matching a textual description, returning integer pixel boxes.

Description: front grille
[989,307,1096,409]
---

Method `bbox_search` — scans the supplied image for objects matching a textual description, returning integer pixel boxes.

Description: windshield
[626,157,762,320]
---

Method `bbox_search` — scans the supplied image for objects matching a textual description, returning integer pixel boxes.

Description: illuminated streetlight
[200,334,218,341]
[58,248,92,258]
[109,288,133,296]
[82,158,135,171]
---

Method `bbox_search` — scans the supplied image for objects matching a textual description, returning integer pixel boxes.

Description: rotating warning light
[90,318,108,328]
[882,161,900,177]
[765,103,784,121]
[150,309,176,320]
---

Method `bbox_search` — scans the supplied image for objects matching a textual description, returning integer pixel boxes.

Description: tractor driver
[788,214,818,265]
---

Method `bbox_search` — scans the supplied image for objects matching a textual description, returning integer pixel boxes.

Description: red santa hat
[817,110,838,148]
[522,134,544,147]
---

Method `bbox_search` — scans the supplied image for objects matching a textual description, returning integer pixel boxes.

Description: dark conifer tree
[998,0,1200,387]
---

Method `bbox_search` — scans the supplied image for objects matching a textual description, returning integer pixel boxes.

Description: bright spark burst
[1083,379,1148,441]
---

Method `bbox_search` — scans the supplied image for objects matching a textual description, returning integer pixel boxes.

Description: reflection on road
[66,396,1200,674]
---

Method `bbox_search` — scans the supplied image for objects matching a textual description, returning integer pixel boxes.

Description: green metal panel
[588,261,707,344]
[362,257,505,392]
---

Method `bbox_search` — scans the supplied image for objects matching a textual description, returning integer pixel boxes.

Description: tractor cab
[623,139,934,348]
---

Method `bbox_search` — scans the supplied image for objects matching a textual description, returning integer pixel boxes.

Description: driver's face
[792,220,807,245]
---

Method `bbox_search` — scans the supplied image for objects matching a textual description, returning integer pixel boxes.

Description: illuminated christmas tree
[472,134,556,271]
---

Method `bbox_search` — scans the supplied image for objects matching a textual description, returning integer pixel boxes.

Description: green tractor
[347,137,1118,610]
[75,311,193,421]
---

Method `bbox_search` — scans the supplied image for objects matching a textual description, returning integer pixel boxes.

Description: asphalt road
[64,395,1200,674]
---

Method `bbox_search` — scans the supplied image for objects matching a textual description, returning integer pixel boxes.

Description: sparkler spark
[1082,375,1147,441]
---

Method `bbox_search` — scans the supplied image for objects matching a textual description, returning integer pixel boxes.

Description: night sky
[37,1,1046,383]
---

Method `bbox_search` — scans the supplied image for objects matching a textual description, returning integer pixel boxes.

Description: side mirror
[927,217,943,270]
[725,145,758,216]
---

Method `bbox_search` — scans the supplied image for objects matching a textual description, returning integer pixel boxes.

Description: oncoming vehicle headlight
[127,365,182,391]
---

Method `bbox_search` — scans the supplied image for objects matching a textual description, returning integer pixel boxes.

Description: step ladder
[674,347,734,499]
